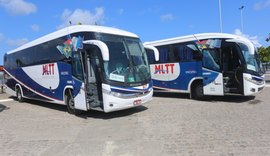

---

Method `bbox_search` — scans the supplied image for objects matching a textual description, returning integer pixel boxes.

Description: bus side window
[146,49,156,64]
[72,52,84,81]
[173,43,198,62]
[157,46,170,63]
[203,49,221,72]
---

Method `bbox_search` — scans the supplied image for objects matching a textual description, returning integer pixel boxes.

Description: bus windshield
[239,43,262,74]
[98,34,150,85]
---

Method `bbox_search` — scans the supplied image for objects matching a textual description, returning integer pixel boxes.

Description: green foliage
[257,46,270,62]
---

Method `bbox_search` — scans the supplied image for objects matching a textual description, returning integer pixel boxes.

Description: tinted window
[157,45,170,63]
[5,32,95,68]
[203,49,221,71]
[146,49,156,64]
[173,43,200,62]
[72,51,84,80]
[35,37,67,65]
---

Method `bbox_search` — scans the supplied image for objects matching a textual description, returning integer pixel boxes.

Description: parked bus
[4,25,153,115]
[144,33,265,99]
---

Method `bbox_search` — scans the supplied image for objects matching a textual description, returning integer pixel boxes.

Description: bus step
[225,87,239,94]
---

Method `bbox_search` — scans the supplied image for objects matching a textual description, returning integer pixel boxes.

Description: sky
[0,0,270,65]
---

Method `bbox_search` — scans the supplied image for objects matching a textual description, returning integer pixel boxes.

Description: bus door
[202,48,224,96]
[72,51,87,111]
[221,39,245,95]
[84,47,102,108]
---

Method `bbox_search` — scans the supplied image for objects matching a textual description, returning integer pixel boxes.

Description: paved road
[0,88,270,156]
[265,73,270,82]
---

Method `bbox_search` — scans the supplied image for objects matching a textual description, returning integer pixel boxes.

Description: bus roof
[144,33,250,47]
[7,25,139,54]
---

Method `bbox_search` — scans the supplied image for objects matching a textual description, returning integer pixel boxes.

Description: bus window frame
[202,48,222,72]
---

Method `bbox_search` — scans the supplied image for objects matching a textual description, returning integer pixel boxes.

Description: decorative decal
[57,35,84,58]
[195,39,221,51]
[195,40,208,51]
[22,63,60,90]
[150,63,180,81]
[42,63,55,75]
[154,64,175,74]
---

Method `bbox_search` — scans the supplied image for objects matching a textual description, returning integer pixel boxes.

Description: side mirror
[143,45,159,61]
[83,40,109,61]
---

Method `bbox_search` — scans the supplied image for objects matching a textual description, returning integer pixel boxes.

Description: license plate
[133,99,142,105]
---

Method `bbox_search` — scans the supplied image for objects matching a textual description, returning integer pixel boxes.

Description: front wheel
[16,87,24,103]
[65,91,82,115]
[191,82,205,100]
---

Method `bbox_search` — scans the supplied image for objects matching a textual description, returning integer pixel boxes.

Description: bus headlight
[103,88,151,98]
[110,91,123,97]
[244,77,264,85]
[102,89,129,98]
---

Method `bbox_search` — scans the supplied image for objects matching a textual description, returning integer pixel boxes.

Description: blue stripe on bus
[252,75,264,82]
[202,68,219,86]
[110,81,153,94]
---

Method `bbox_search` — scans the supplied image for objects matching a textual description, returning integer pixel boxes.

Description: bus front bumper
[102,86,153,113]
[243,73,265,96]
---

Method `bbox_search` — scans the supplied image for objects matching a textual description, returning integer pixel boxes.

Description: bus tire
[191,81,204,100]
[65,90,82,115]
[16,86,24,103]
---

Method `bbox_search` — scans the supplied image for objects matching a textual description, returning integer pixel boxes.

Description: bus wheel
[65,91,82,115]
[16,87,24,103]
[191,82,204,100]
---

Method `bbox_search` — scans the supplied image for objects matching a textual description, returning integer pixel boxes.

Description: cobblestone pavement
[265,73,270,82]
[0,88,269,156]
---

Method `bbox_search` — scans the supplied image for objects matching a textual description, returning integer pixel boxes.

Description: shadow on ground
[153,92,255,103]
[154,92,190,99]
[81,106,148,119]
[11,96,148,119]
[0,103,9,112]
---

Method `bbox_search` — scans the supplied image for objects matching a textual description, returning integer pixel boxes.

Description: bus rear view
[144,33,265,99]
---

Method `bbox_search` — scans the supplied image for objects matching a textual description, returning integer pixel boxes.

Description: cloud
[7,38,29,47]
[117,8,124,15]
[57,8,105,29]
[234,29,262,47]
[253,0,270,10]
[0,0,37,15]
[31,24,40,32]
[160,13,174,22]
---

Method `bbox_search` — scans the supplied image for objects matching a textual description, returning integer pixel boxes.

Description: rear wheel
[16,87,24,103]
[191,81,204,100]
[65,90,82,115]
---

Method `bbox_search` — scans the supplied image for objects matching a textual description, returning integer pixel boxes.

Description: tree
[257,46,270,62]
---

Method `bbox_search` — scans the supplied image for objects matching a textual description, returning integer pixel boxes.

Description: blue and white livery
[4,25,153,114]
[144,33,265,99]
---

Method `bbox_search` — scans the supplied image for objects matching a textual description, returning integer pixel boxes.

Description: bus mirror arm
[83,40,110,61]
[143,45,159,61]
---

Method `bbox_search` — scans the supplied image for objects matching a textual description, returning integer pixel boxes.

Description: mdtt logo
[154,64,175,74]
[42,63,55,75]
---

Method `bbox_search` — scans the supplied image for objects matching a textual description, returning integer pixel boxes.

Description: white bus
[144,33,265,99]
[4,25,153,115]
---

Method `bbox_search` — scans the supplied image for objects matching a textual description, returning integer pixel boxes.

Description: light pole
[219,0,223,33]
[239,6,244,33]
